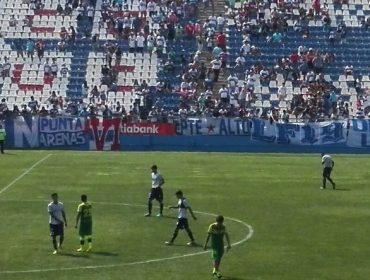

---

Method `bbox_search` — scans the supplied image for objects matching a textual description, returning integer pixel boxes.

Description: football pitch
[0,151,369,280]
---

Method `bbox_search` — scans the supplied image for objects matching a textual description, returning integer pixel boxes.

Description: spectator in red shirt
[35,39,45,59]
[185,22,194,40]
[217,32,226,50]
[60,27,69,42]
[290,51,299,64]
[313,0,321,16]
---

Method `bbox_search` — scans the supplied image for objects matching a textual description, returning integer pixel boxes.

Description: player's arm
[62,210,67,227]
[159,177,165,187]
[332,160,335,168]
[203,233,211,250]
[75,212,81,229]
[225,232,231,251]
[187,206,197,220]
[168,205,179,209]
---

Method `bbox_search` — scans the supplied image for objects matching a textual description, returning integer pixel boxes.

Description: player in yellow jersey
[203,215,231,279]
[75,195,93,252]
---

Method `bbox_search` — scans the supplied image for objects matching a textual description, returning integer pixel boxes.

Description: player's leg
[157,187,164,217]
[184,220,195,245]
[86,222,93,252]
[58,224,64,250]
[326,169,335,189]
[145,189,154,216]
[165,221,181,245]
[322,169,327,189]
[50,224,58,254]
[78,235,85,252]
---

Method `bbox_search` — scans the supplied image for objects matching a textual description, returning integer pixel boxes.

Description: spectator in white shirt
[139,0,147,17]
[240,41,251,55]
[216,14,225,32]
[128,33,136,53]
[235,54,245,65]
[9,15,17,27]
[147,0,156,17]
[278,83,287,101]
[44,59,51,76]
[208,14,217,28]
[219,85,229,104]
[51,58,58,77]
[136,33,145,53]
[210,57,222,82]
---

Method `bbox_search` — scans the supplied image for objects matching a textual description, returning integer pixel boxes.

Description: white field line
[0,200,254,274]
[0,154,52,195]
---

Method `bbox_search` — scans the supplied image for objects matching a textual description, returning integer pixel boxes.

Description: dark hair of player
[175,190,183,196]
[216,215,224,224]
[51,193,58,197]
[151,165,158,169]
[81,194,87,202]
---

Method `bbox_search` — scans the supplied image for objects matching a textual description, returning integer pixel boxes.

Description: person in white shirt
[208,14,217,28]
[44,60,51,76]
[48,193,67,254]
[219,85,229,103]
[210,57,222,82]
[60,64,69,78]
[147,0,156,17]
[240,42,251,55]
[9,15,17,27]
[145,165,165,217]
[86,5,94,23]
[235,54,245,65]
[136,33,145,53]
[165,190,197,246]
[51,59,58,77]
[139,0,147,17]
[321,153,336,190]
[216,14,225,32]
[178,107,188,119]
[128,33,136,53]
[278,83,286,101]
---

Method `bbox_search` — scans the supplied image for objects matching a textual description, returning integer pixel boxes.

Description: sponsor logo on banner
[38,117,86,147]
[122,123,176,135]
[89,118,120,151]
[13,116,39,148]
[178,117,250,135]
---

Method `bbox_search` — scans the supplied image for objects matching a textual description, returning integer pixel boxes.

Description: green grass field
[0,151,369,280]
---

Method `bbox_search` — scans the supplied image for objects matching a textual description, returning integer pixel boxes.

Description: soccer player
[75,194,93,252]
[48,193,67,255]
[203,215,231,279]
[145,165,165,217]
[321,153,336,190]
[165,190,196,246]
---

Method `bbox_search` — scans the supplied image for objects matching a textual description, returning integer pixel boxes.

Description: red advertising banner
[122,123,176,135]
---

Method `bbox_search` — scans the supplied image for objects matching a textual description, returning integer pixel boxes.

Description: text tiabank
[251,119,347,145]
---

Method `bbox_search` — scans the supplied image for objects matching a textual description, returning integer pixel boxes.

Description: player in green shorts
[203,215,231,279]
[75,194,93,252]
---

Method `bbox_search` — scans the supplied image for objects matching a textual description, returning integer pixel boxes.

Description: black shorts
[148,187,163,201]
[323,167,332,177]
[176,218,189,230]
[50,223,64,236]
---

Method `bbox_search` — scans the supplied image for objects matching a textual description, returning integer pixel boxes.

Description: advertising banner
[88,117,121,151]
[177,117,251,136]
[347,119,370,148]
[122,123,176,135]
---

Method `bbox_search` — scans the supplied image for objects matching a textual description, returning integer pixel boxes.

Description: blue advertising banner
[177,117,251,136]
[251,119,347,145]
[4,116,89,150]
[347,119,370,148]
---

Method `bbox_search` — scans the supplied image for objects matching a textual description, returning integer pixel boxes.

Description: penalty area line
[0,200,254,274]
[0,154,52,195]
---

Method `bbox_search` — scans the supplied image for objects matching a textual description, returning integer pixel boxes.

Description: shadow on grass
[60,252,91,259]
[335,188,350,191]
[167,243,203,248]
[89,251,119,257]
[3,153,17,156]
[161,215,178,220]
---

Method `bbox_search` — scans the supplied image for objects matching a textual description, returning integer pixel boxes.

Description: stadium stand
[0,0,370,121]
